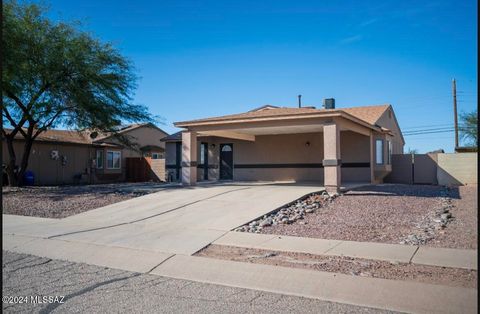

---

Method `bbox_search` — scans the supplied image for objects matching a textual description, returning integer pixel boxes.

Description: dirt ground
[197,245,477,289]
[259,184,477,249]
[1,183,166,218]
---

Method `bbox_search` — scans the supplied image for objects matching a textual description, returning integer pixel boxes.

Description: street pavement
[2,250,395,314]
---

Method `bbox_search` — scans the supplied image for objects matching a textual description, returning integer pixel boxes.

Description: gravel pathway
[258,184,477,249]
[197,245,477,289]
[2,183,166,219]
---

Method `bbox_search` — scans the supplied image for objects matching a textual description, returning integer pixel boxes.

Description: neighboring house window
[152,153,163,159]
[96,150,103,169]
[376,139,384,165]
[387,141,392,165]
[107,151,121,169]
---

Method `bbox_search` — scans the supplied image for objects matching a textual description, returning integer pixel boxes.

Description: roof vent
[323,98,335,109]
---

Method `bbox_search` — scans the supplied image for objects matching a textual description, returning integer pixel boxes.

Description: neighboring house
[164,101,404,193]
[2,123,168,185]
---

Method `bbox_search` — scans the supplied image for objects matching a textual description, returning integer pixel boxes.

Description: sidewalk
[152,254,477,314]
[4,232,477,313]
[213,231,478,269]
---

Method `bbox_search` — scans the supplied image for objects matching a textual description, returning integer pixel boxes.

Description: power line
[402,123,453,130]
[403,125,473,134]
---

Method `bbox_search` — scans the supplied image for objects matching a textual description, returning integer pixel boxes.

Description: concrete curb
[151,254,477,314]
[213,231,478,269]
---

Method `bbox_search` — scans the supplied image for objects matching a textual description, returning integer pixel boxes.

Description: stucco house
[163,101,404,193]
[2,123,168,185]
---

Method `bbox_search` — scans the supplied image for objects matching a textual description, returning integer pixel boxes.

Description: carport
[172,105,396,193]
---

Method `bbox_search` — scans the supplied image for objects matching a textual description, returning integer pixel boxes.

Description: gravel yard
[197,245,477,289]
[239,184,477,249]
[2,183,168,218]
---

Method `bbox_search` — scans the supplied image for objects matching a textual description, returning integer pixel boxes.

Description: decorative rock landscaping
[234,190,339,233]
[400,188,455,245]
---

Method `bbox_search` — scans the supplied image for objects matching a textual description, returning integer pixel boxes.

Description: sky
[41,0,477,153]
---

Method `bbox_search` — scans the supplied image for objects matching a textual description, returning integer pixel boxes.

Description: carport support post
[323,123,341,194]
[181,131,197,185]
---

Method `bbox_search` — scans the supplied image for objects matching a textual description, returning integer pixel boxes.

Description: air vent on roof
[323,98,335,109]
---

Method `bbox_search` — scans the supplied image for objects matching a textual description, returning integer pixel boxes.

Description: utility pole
[452,79,459,149]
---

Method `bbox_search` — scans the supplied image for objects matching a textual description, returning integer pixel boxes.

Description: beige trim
[198,131,255,142]
[335,118,371,136]
[176,111,383,133]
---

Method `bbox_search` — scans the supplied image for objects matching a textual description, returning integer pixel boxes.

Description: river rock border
[234,190,339,233]
[400,187,455,245]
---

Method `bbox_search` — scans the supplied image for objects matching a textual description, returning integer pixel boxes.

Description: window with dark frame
[96,150,103,169]
[376,139,384,165]
[107,151,121,169]
[387,140,392,165]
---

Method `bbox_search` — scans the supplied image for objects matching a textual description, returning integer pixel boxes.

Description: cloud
[339,34,363,44]
[359,18,379,27]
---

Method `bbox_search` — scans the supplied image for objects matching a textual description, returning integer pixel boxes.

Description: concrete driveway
[4,182,324,255]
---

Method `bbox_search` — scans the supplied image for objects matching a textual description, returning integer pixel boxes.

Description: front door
[219,144,233,180]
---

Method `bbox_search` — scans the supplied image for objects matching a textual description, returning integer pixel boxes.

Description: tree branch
[33,110,65,139]
[3,89,31,118]
[2,107,28,137]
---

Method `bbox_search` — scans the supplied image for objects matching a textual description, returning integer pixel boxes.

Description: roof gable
[341,104,390,125]
[174,104,393,128]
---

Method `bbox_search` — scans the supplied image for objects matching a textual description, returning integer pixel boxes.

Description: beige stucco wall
[375,107,404,154]
[437,153,477,185]
[167,131,372,183]
[2,140,93,185]
[97,125,168,179]
[102,125,167,150]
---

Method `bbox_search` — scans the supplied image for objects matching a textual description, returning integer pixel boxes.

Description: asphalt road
[2,251,396,314]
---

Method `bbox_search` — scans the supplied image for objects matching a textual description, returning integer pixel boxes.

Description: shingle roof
[4,122,169,146]
[6,129,94,145]
[93,123,168,141]
[161,131,182,142]
[341,104,390,125]
[175,104,391,127]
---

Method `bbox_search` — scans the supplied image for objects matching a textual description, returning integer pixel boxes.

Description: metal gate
[385,154,437,185]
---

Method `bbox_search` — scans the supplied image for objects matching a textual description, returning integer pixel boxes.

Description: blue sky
[42,0,477,152]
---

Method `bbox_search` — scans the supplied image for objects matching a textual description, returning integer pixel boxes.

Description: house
[163,101,404,193]
[2,123,169,185]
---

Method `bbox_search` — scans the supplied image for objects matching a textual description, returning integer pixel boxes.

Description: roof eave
[175,111,382,132]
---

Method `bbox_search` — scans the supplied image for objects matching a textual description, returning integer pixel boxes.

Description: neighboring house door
[175,142,181,181]
[220,144,233,180]
[201,142,208,180]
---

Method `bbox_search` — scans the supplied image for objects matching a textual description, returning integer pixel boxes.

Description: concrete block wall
[437,153,477,185]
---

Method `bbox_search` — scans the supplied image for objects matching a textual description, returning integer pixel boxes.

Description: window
[96,150,103,169]
[107,151,121,169]
[221,144,232,152]
[152,153,163,159]
[387,141,392,165]
[376,139,384,165]
[200,144,206,164]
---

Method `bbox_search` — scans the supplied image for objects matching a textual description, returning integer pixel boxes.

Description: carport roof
[175,104,391,129]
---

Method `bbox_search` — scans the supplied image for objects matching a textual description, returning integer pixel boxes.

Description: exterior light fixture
[305,141,310,147]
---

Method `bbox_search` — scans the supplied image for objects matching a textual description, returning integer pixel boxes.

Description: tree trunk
[4,130,35,187]
[16,130,35,187]
[5,135,19,187]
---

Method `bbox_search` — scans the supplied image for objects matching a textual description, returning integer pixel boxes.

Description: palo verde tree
[2,1,152,186]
